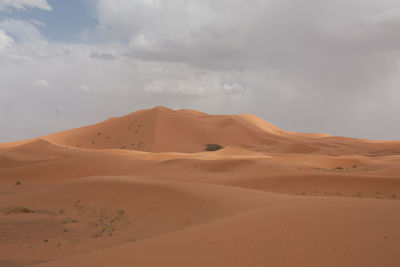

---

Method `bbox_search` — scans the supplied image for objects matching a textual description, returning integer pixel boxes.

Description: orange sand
[0,106,399,267]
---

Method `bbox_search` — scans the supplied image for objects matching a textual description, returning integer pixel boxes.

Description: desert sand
[0,106,399,267]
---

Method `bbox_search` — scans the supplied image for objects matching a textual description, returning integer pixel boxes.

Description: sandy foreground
[0,106,399,267]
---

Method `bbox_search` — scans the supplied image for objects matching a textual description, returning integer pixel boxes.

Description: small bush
[5,207,34,215]
[335,166,343,170]
[15,181,22,185]
[205,144,223,151]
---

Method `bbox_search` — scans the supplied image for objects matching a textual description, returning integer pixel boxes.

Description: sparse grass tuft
[15,181,22,185]
[62,218,78,224]
[92,208,129,238]
[116,209,125,216]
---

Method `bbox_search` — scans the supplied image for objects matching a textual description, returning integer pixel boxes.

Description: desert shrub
[205,144,223,151]
[5,207,34,215]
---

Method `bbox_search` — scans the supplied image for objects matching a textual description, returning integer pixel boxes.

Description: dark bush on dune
[205,144,223,151]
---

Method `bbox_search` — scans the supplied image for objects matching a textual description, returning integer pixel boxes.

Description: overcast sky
[1,0,400,142]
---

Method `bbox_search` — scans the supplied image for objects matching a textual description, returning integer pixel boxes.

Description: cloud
[30,19,46,27]
[95,0,400,90]
[145,79,207,97]
[90,52,116,60]
[0,19,43,43]
[0,28,13,52]
[144,77,248,97]
[0,0,52,11]
[79,84,90,91]
[32,79,51,88]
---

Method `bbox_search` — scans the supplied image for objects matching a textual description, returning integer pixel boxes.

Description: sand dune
[43,106,288,152]
[1,106,400,267]
[37,106,400,157]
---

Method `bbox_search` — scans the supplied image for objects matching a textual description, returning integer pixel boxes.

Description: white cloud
[90,52,116,60]
[145,80,207,96]
[0,19,43,43]
[30,19,46,27]
[32,79,51,88]
[221,83,247,95]
[0,0,52,11]
[79,84,91,91]
[96,0,400,75]
[144,72,250,97]
[0,28,13,52]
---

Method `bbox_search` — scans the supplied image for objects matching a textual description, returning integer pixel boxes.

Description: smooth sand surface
[0,106,399,267]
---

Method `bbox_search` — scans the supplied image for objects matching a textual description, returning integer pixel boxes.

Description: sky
[1,0,400,142]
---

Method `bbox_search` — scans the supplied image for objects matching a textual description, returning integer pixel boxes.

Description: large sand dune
[1,106,399,267]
